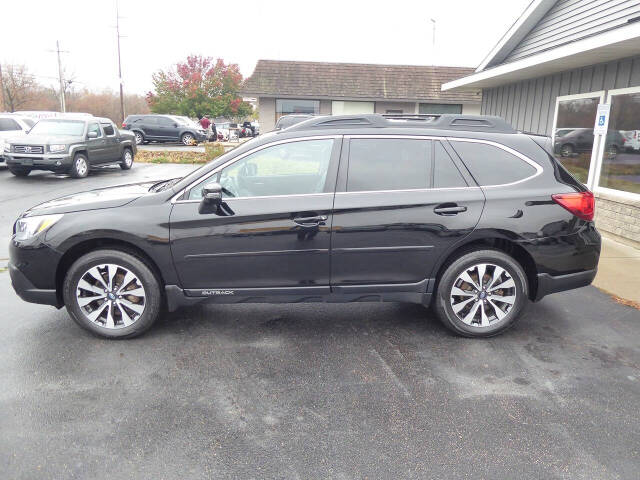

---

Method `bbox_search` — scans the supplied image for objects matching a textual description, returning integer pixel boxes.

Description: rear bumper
[534,268,597,301]
[9,263,61,307]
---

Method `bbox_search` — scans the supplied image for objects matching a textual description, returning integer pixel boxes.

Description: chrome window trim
[171,135,341,204]
[171,133,544,203]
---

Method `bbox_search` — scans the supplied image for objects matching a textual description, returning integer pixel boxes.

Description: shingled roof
[242,60,481,103]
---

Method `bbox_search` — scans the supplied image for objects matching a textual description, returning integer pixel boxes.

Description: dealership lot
[0,165,639,479]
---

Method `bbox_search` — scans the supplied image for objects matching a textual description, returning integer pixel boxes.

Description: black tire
[433,249,528,338]
[120,147,134,170]
[181,133,195,146]
[62,249,162,339]
[69,153,89,179]
[133,131,144,145]
[8,166,31,177]
[560,144,574,157]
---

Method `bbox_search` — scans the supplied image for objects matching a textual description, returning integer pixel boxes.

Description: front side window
[275,99,319,121]
[450,141,536,186]
[188,139,334,200]
[552,95,601,184]
[347,138,431,192]
[157,116,175,126]
[598,91,640,194]
[0,118,21,131]
[87,123,102,138]
[102,123,115,136]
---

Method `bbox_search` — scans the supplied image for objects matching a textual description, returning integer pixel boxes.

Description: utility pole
[116,0,125,124]
[430,18,436,66]
[0,63,5,112]
[55,40,66,112]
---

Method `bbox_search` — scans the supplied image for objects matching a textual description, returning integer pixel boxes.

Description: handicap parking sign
[598,115,606,126]
[593,104,610,135]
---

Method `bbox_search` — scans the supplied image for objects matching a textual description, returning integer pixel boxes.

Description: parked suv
[122,114,208,146]
[9,114,600,339]
[3,117,136,178]
[0,114,36,165]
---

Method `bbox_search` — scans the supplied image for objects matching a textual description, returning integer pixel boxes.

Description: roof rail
[284,114,517,134]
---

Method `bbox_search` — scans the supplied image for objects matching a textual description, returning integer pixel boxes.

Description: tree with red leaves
[146,55,253,120]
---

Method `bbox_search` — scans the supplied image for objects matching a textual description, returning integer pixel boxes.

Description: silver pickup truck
[3,116,137,178]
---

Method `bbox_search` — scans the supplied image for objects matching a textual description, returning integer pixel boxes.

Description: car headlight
[49,144,67,153]
[14,214,64,241]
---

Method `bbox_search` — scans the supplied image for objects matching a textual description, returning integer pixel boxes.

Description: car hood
[25,181,159,216]
[9,134,82,145]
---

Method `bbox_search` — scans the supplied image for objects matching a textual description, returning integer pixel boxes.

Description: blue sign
[598,115,606,126]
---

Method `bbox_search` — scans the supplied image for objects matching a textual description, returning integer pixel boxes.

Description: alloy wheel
[449,263,516,327]
[124,150,133,167]
[182,134,194,145]
[134,133,143,145]
[76,157,88,177]
[75,263,146,329]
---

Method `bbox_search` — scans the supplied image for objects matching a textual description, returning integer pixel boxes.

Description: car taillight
[552,191,594,221]
[122,123,127,128]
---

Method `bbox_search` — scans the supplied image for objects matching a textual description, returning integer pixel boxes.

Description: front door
[330,136,484,289]
[169,137,341,292]
[156,116,179,141]
[86,122,107,164]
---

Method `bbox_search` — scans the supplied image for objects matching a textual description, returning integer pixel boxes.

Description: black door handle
[293,215,328,227]
[434,204,467,216]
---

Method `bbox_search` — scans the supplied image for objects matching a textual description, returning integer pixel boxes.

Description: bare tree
[1,64,38,112]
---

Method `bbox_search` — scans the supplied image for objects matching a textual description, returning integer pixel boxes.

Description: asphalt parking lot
[0,163,639,479]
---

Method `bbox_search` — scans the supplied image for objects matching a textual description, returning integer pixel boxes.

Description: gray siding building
[443,0,640,247]
[242,60,482,132]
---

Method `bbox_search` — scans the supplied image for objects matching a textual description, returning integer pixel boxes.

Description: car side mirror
[87,131,98,139]
[202,182,222,205]
[173,123,178,128]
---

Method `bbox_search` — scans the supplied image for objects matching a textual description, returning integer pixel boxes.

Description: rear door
[141,116,160,139]
[330,135,485,290]
[100,122,120,162]
[169,136,341,292]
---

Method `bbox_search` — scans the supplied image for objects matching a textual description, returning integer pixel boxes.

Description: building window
[419,103,462,114]
[552,93,602,185]
[386,109,403,115]
[275,99,319,121]
[331,101,374,115]
[598,88,640,195]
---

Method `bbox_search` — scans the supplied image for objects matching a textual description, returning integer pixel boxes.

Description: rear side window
[450,141,537,186]
[434,141,467,188]
[157,116,174,126]
[347,138,431,192]
[0,118,21,131]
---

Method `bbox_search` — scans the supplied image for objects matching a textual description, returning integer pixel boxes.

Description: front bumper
[9,238,63,308]
[9,263,61,307]
[5,152,72,170]
[534,268,598,301]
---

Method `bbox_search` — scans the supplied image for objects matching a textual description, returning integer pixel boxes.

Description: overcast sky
[1,0,530,95]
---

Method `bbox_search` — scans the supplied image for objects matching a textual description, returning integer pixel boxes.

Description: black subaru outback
[9,114,600,339]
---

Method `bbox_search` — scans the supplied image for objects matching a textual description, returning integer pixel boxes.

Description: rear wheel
[62,249,162,339]
[120,148,134,170]
[8,166,31,177]
[134,131,144,145]
[69,153,89,178]
[433,249,528,337]
[560,144,574,157]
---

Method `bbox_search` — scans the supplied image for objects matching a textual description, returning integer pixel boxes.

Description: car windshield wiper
[149,178,181,193]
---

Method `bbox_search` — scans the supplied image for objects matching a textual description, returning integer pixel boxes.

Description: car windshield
[28,120,85,136]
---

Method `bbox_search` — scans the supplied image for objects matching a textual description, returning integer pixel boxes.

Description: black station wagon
[9,114,601,339]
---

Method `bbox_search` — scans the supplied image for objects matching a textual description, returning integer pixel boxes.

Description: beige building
[242,60,482,132]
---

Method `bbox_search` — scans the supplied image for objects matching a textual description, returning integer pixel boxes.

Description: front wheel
[69,153,89,178]
[181,133,195,146]
[8,166,31,177]
[120,148,134,170]
[433,249,528,337]
[62,249,162,339]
